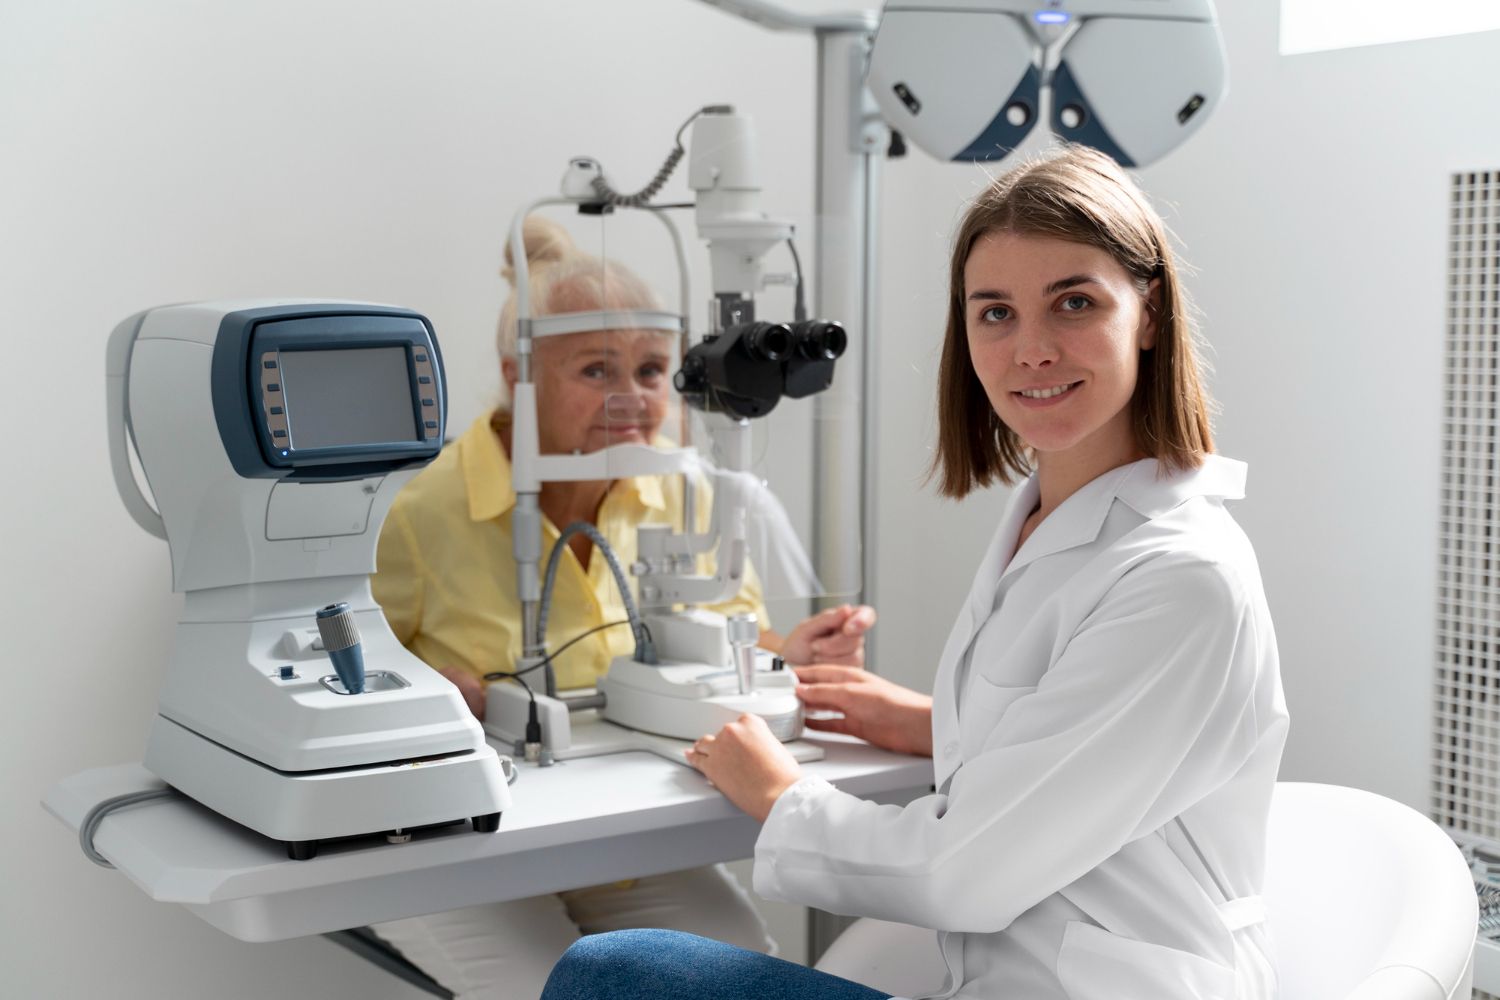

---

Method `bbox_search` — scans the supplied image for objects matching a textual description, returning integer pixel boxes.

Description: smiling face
[964,231,1159,475]
[505,328,674,454]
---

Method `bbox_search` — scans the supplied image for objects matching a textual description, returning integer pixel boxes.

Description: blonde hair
[495,215,664,360]
[931,145,1214,498]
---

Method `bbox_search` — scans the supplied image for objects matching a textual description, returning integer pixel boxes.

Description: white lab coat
[755,456,1288,1000]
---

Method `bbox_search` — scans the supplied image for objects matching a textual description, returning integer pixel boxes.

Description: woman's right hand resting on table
[686,667,933,819]
[793,665,934,758]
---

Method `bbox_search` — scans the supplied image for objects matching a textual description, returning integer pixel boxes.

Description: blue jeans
[540,929,892,1000]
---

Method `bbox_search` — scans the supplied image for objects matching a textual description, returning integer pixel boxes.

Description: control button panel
[260,351,289,450]
[411,348,439,441]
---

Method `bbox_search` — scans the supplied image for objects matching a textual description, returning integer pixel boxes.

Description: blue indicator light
[281,450,290,457]
[1035,10,1071,24]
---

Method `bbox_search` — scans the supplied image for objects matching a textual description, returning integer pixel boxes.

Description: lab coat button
[943,741,959,758]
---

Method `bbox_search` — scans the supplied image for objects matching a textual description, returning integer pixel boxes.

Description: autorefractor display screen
[278,347,418,449]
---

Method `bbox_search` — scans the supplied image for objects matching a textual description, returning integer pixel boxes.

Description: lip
[594,425,648,439]
[1010,380,1083,408]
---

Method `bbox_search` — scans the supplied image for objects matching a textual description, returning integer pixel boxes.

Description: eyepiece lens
[793,321,847,360]
[745,323,793,362]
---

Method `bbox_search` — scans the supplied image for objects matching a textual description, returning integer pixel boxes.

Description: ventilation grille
[1434,170,1500,843]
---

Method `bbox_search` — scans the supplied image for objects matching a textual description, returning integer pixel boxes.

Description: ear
[1139,277,1163,351]
[501,355,519,395]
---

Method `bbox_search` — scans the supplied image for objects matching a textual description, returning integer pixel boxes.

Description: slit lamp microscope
[483,106,849,764]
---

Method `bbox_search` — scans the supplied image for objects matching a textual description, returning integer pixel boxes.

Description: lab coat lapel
[963,478,1039,621]
[931,463,1142,792]
[998,462,1140,583]
[931,478,1037,791]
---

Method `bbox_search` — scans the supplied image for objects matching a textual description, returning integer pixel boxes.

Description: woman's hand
[439,666,487,720]
[794,665,934,758]
[685,714,804,822]
[774,604,877,666]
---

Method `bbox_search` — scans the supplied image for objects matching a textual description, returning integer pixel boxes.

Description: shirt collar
[1114,453,1247,519]
[1002,454,1247,579]
[460,411,669,522]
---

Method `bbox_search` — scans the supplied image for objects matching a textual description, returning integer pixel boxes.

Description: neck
[494,413,611,528]
[1032,425,1145,523]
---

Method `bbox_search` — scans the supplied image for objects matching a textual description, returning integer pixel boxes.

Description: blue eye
[1059,294,1091,312]
[979,305,1010,323]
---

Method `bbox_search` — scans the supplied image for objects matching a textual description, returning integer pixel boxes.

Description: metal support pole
[812,28,884,623]
[808,25,887,964]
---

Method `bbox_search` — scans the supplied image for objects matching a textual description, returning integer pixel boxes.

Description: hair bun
[501,214,576,287]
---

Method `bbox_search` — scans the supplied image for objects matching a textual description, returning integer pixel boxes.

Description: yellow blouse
[373,413,768,691]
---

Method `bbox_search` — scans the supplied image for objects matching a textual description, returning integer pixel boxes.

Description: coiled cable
[589,105,732,208]
[539,522,657,664]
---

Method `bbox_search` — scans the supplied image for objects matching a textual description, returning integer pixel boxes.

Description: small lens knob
[726,611,759,647]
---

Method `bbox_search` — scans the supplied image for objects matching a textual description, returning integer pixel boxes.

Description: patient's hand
[776,604,877,667]
[439,666,487,720]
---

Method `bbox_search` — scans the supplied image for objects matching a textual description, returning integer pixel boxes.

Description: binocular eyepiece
[793,320,846,361]
[741,323,793,363]
[737,321,848,363]
[675,319,848,420]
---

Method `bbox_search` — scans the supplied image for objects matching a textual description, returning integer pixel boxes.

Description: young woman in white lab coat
[538,145,1289,1000]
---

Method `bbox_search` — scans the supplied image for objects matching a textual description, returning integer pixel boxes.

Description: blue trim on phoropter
[955,62,1042,162]
[1049,60,1135,167]
[211,305,446,480]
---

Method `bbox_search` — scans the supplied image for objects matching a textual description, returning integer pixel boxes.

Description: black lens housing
[675,318,846,419]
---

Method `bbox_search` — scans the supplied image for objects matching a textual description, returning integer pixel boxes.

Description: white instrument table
[43,735,931,943]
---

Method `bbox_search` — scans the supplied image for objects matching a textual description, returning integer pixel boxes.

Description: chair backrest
[1266,782,1476,1000]
[816,783,1479,1000]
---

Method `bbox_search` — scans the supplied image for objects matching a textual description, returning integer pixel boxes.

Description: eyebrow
[966,274,1101,302]
[571,347,672,361]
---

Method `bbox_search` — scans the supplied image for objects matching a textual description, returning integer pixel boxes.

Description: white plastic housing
[113,303,418,594]
[160,580,488,771]
[868,8,1040,161]
[1054,16,1226,166]
[110,301,510,844]
[600,656,803,742]
[644,610,733,669]
[868,0,1225,167]
[687,112,794,296]
[145,715,511,842]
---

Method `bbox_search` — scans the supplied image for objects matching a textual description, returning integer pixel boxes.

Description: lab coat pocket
[959,676,1035,759]
[1057,921,1234,1000]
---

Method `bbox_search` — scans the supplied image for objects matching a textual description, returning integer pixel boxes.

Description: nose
[605,392,648,420]
[1012,320,1058,370]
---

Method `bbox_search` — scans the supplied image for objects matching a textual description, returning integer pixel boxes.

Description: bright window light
[1281,0,1500,54]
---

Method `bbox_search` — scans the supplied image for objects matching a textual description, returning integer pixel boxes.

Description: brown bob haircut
[932,144,1214,499]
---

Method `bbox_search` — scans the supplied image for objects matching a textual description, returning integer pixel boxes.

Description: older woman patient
[369,214,876,1000]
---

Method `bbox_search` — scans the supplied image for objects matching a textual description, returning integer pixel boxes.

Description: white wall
[5,1,1498,997]
[1280,0,1500,53]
